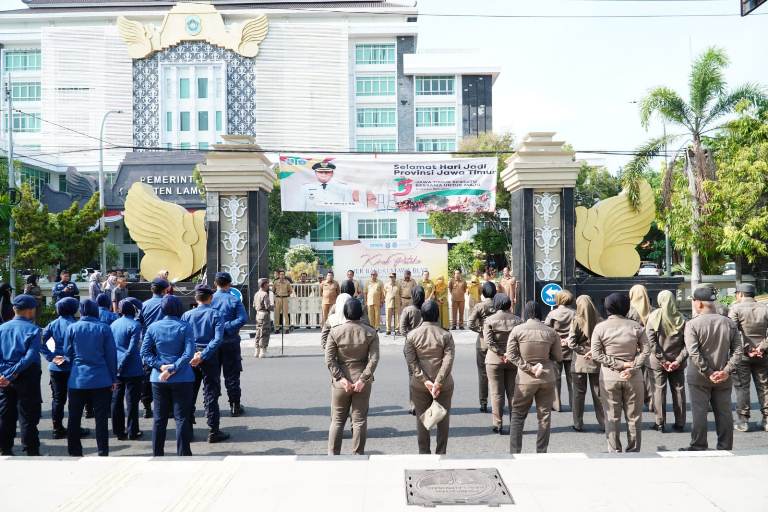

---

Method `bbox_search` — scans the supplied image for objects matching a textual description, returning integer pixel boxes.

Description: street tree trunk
[685,146,703,288]
[735,255,743,286]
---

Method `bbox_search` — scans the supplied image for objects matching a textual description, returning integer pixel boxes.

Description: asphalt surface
[31,338,768,457]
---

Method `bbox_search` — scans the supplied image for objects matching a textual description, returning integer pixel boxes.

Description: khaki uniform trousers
[451,301,465,329]
[328,384,372,455]
[643,366,656,412]
[509,382,555,454]
[255,311,271,349]
[411,382,453,454]
[734,358,768,420]
[368,305,381,330]
[652,368,686,428]
[572,372,605,430]
[274,297,290,329]
[321,303,333,326]
[601,371,643,453]
[553,360,573,411]
[385,307,399,334]
[476,346,489,407]
[689,381,733,450]
[486,363,516,429]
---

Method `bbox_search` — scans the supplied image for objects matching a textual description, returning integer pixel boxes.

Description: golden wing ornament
[123,183,207,282]
[117,16,155,59]
[236,15,269,57]
[575,180,655,277]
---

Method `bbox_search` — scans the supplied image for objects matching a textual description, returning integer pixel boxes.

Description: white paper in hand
[420,400,447,430]
[533,363,544,378]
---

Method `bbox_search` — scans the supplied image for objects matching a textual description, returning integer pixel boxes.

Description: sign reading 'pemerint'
[139,175,200,197]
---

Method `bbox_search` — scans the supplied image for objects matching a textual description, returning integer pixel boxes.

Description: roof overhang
[403,52,501,83]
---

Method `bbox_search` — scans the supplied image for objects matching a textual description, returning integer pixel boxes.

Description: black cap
[215,272,232,283]
[692,286,717,302]
[312,161,336,171]
[194,284,214,295]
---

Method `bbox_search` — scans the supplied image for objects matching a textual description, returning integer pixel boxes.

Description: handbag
[420,399,447,430]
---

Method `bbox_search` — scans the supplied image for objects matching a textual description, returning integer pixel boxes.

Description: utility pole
[5,73,15,294]
[663,122,672,277]
[98,110,122,273]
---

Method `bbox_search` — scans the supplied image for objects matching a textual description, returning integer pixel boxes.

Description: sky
[2,0,766,172]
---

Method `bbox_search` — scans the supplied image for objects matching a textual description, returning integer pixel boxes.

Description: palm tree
[624,47,766,287]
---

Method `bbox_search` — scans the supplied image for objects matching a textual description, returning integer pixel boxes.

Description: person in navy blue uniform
[138,278,169,419]
[41,297,90,439]
[211,272,248,417]
[141,295,195,456]
[0,295,42,456]
[51,270,80,303]
[111,298,145,440]
[97,293,118,325]
[62,299,118,457]
[182,284,229,443]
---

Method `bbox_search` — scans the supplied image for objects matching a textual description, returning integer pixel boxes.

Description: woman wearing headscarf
[141,295,195,456]
[646,290,687,433]
[40,297,86,439]
[23,274,43,320]
[321,292,352,351]
[88,272,102,301]
[628,284,656,414]
[468,281,497,413]
[111,298,145,440]
[545,289,576,412]
[400,285,426,415]
[62,299,117,457]
[0,283,14,323]
[433,276,450,330]
[483,293,522,434]
[404,300,455,454]
[590,293,650,453]
[325,298,380,455]
[96,293,118,325]
[566,295,605,431]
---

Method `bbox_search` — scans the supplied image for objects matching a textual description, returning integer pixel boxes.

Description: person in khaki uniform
[325,298,379,455]
[319,271,340,327]
[628,284,655,413]
[421,271,435,301]
[383,273,401,335]
[399,271,416,309]
[498,267,519,312]
[404,301,455,454]
[467,274,481,310]
[273,270,293,334]
[506,301,562,453]
[400,286,425,416]
[567,295,605,432]
[591,293,650,453]
[728,283,768,432]
[448,270,467,330]
[345,270,362,299]
[683,287,742,451]
[544,290,575,412]
[483,293,522,434]
[364,271,384,331]
[646,290,687,432]
[252,278,273,358]
[434,276,450,330]
[468,282,496,413]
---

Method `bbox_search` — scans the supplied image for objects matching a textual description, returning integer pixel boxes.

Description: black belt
[276,295,290,298]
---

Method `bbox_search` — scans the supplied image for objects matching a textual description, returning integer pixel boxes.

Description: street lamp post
[99,110,123,274]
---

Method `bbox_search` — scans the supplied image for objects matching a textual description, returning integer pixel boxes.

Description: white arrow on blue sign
[229,287,243,303]
[540,283,562,307]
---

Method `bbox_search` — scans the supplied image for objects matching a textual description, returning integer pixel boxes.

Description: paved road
[34,335,768,457]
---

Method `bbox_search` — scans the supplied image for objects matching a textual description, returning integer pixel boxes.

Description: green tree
[447,241,478,274]
[624,47,766,286]
[49,192,107,273]
[268,182,316,273]
[575,162,622,208]
[11,184,56,272]
[473,227,508,256]
[105,242,120,270]
[284,244,317,269]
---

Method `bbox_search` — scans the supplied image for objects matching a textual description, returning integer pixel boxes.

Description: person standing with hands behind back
[567,295,605,432]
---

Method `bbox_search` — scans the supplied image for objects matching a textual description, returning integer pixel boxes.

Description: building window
[310,212,341,242]
[165,112,172,132]
[123,252,139,268]
[355,43,396,65]
[180,142,191,150]
[355,75,396,96]
[358,218,397,239]
[416,138,456,152]
[4,50,41,71]
[356,138,397,152]
[416,219,436,238]
[197,77,208,99]
[476,216,510,232]
[11,82,41,102]
[4,112,41,133]
[179,112,190,131]
[316,250,333,266]
[215,111,223,131]
[198,142,209,150]
[357,108,396,128]
[416,107,455,127]
[179,78,190,99]
[122,228,134,245]
[198,111,209,131]
[58,174,67,193]
[416,76,455,96]
[19,166,49,199]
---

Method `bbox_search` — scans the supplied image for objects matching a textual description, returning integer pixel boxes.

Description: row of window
[356,106,456,128]
[3,112,41,132]
[4,50,41,71]
[310,213,438,241]
[165,111,223,132]
[11,82,41,102]
[355,138,457,153]
[175,77,219,100]
[355,75,455,97]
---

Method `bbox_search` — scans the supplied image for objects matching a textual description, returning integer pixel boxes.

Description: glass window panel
[19,165,50,199]
[415,76,455,96]
[310,212,342,242]
[215,111,223,131]
[122,228,134,245]
[357,218,396,239]
[180,142,191,150]
[356,139,397,152]
[11,82,41,102]
[415,107,456,127]
[355,75,395,96]
[179,78,190,99]
[417,219,436,238]
[58,174,68,193]
[197,77,208,99]
[416,138,456,152]
[198,142,209,150]
[356,108,396,128]
[198,111,209,131]
[165,112,172,132]
[179,112,190,131]
[123,252,139,268]
[4,50,41,71]
[355,43,396,65]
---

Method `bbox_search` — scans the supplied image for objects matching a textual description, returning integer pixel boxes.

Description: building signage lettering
[138,175,200,197]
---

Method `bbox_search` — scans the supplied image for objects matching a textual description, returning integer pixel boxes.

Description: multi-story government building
[0,0,499,274]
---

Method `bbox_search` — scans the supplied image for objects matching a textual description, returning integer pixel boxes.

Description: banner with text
[333,240,448,283]
[279,155,497,213]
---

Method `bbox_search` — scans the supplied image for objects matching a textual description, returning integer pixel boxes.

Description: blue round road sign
[229,287,243,302]
[540,283,562,307]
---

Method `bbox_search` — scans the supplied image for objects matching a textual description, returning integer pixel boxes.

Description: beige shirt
[399,305,422,336]
[404,321,455,387]
[320,280,340,305]
[498,276,518,301]
[567,320,602,373]
[365,280,384,307]
[646,322,688,370]
[483,310,522,365]
[400,279,416,302]
[684,312,742,386]
[468,298,496,350]
[252,290,272,315]
[591,315,650,382]
[324,321,380,386]
[448,278,467,302]
[728,298,768,353]
[545,305,576,360]
[505,319,563,384]
[273,279,293,298]
[384,281,401,308]
[421,279,435,301]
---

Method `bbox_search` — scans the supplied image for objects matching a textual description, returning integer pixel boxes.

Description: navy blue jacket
[211,290,248,344]
[41,315,76,372]
[180,304,224,361]
[141,316,195,383]
[99,307,118,326]
[111,316,144,378]
[0,317,41,381]
[64,316,118,389]
[139,294,165,335]
[52,280,80,302]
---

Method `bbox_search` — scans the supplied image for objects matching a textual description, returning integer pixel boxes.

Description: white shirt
[302,180,358,210]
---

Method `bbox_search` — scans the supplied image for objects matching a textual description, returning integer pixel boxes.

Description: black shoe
[191,415,196,424]
[128,431,143,440]
[1,450,13,456]
[143,407,153,419]
[678,447,706,452]
[672,425,685,433]
[480,404,488,413]
[116,433,128,441]
[650,423,664,432]
[52,428,67,440]
[79,428,90,437]
[26,449,41,456]
[492,425,501,433]
[208,430,231,443]
[572,425,584,432]
[230,402,244,417]
[409,407,416,416]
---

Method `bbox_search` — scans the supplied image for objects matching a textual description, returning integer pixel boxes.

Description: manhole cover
[404,468,513,507]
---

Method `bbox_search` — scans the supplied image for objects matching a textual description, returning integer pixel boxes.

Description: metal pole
[663,122,672,277]
[98,110,122,273]
[5,73,15,294]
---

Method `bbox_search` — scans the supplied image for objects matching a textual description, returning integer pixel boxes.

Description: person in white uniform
[302,161,358,210]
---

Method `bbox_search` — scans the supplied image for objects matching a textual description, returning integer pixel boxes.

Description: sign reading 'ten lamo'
[333,240,448,283]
